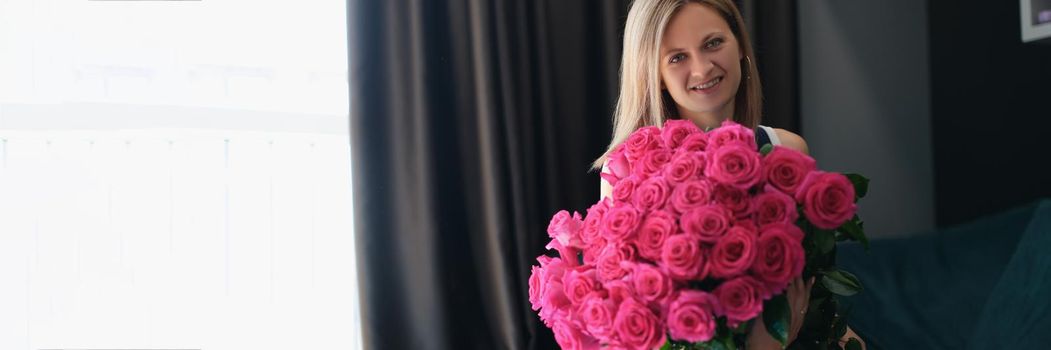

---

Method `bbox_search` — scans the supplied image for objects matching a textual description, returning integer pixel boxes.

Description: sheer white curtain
[0,1,361,349]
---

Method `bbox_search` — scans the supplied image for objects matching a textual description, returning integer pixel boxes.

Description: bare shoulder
[773,128,810,155]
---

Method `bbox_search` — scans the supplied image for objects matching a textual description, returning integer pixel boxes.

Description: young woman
[593,1,865,348]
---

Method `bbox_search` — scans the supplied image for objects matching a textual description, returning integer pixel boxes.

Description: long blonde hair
[591,0,762,171]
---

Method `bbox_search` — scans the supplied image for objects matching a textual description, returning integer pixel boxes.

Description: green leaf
[833,317,849,339]
[845,338,863,350]
[697,339,725,350]
[716,316,731,334]
[762,293,791,347]
[810,296,828,311]
[722,334,738,350]
[732,319,751,335]
[839,219,870,250]
[821,269,862,296]
[814,228,836,254]
[760,143,774,156]
[660,336,673,350]
[844,173,869,200]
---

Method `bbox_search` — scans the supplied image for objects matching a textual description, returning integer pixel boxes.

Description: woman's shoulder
[766,126,809,155]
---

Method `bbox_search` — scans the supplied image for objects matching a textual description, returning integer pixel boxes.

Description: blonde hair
[590,0,762,171]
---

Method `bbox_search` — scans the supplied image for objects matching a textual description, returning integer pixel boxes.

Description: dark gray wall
[929,0,1051,227]
[798,1,934,237]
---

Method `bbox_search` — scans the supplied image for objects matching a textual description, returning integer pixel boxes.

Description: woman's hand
[746,277,816,349]
[786,276,815,343]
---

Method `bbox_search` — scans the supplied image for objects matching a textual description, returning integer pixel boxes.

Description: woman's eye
[670,53,685,64]
[705,38,724,49]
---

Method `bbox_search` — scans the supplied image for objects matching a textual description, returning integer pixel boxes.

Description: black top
[755,126,773,149]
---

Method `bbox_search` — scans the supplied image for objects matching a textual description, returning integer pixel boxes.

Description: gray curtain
[348,0,629,348]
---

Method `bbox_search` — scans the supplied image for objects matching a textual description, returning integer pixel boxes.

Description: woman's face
[659,3,742,119]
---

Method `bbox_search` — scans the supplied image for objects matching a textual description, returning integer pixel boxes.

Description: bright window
[0,1,361,349]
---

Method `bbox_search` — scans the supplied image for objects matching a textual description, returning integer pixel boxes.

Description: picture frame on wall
[1022,0,1051,43]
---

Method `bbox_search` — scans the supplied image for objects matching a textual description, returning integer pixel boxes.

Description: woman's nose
[691,56,713,76]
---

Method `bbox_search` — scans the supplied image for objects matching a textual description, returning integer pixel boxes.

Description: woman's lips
[689,77,722,95]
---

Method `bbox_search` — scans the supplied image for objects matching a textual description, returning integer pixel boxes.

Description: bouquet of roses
[529,119,869,350]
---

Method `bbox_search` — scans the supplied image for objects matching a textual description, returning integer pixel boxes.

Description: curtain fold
[348,0,446,348]
[751,0,801,132]
[349,1,629,349]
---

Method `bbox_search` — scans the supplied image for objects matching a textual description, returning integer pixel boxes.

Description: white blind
[0,1,361,349]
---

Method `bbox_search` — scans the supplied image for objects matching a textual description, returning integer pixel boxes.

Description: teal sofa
[837,199,1051,349]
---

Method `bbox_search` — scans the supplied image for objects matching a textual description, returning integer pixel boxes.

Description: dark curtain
[737,0,800,132]
[347,0,798,349]
[750,0,800,132]
[348,0,629,349]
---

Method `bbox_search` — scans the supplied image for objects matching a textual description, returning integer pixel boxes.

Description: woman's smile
[689,76,723,95]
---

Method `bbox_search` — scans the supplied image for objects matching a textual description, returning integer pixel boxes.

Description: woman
[593,0,865,348]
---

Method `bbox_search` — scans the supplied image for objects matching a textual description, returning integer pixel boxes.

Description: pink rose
[661,233,709,280]
[529,265,545,311]
[633,176,671,213]
[548,210,585,248]
[709,225,758,279]
[537,255,568,275]
[630,262,674,304]
[582,198,612,247]
[582,237,607,266]
[713,275,765,327]
[612,176,639,204]
[752,223,806,295]
[706,120,756,151]
[633,148,673,179]
[753,185,799,226]
[680,205,732,243]
[795,171,857,229]
[678,133,709,153]
[601,203,641,241]
[582,199,613,265]
[635,209,677,261]
[546,238,581,267]
[706,143,763,190]
[668,290,722,342]
[735,219,759,235]
[662,119,700,149]
[613,297,666,350]
[600,171,621,188]
[603,279,637,307]
[576,294,618,342]
[713,183,752,219]
[563,267,604,305]
[663,151,706,184]
[607,146,633,181]
[537,256,572,327]
[668,179,713,214]
[552,319,601,350]
[762,146,816,196]
[624,126,663,162]
[597,243,637,282]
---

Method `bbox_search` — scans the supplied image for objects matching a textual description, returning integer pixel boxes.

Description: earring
[743,56,752,80]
